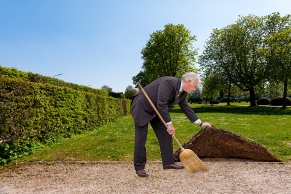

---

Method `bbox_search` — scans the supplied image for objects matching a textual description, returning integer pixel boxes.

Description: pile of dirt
[174,126,281,162]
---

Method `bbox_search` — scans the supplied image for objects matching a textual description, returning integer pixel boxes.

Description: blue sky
[1,0,290,92]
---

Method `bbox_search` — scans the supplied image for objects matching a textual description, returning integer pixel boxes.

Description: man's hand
[201,122,211,128]
[167,124,176,137]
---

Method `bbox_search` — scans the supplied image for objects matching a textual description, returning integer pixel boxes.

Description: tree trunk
[282,79,288,110]
[249,87,256,107]
[210,96,213,106]
[227,84,231,106]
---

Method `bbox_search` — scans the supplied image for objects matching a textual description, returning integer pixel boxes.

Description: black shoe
[163,164,184,170]
[136,169,149,177]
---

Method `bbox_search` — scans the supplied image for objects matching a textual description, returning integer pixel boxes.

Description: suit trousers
[134,116,174,170]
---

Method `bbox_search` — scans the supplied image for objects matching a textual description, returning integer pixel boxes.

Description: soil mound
[174,126,281,162]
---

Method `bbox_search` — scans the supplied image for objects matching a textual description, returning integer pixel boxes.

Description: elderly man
[131,72,211,177]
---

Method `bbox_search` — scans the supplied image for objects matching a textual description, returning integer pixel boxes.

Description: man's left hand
[201,122,211,128]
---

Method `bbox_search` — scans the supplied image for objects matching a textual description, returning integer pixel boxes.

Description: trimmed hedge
[1,65,108,96]
[271,97,291,106]
[0,77,131,165]
[257,97,271,105]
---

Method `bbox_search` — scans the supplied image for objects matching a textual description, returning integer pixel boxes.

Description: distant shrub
[219,97,228,102]
[271,97,291,106]
[219,97,234,102]
[211,100,220,104]
[188,97,202,104]
[257,97,271,105]
[109,92,124,98]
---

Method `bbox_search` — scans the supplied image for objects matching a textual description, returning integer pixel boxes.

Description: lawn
[18,103,291,163]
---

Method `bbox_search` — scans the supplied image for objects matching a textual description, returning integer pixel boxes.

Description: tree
[199,28,235,105]
[201,72,224,105]
[100,85,112,93]
[200,15,268,107]
[188,89,202,104]
[133,23,198,86]
[261,12,291,109]
[132,71,147,90]
[266,28,291,109]
[124,85,137,99]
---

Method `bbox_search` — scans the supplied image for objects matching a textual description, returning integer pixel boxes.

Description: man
[131,72,211,177]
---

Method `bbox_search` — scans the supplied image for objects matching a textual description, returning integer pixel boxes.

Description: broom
[137,82,209,173]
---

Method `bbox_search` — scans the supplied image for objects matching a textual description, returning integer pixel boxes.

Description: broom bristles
[179,148,209,173]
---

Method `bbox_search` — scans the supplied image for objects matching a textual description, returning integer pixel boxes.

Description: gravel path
[0,160,291,194]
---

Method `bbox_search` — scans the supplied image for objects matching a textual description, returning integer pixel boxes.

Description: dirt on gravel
[0,160,291,194]
[174,126,280,162]
[0,127,288,193]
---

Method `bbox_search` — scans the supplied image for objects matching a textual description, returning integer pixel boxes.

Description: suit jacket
[131,76,199,126]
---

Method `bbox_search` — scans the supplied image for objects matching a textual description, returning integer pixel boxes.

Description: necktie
[176,92,182,99]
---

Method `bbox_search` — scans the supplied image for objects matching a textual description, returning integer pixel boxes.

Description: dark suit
[131,76,199,170]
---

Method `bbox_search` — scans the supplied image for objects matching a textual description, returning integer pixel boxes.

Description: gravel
[0,160,291,194]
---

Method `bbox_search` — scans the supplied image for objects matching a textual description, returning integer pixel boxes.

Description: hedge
[0,77,131,165]
[257,97,271,105]
[270,97,291,106]
[0,65,108,96]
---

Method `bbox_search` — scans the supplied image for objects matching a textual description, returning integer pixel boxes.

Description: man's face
[183,78,199,93]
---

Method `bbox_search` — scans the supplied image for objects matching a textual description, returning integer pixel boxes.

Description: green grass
[17,103,291,163]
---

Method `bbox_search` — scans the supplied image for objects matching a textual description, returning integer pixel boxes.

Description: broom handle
[137,82,184,150]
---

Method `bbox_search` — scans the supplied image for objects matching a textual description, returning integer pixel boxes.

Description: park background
[0,0,291,165]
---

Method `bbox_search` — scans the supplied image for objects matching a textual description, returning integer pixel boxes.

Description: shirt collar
[179,80,183,92]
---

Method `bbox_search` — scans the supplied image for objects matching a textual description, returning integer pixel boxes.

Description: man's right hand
[167,124,176,137]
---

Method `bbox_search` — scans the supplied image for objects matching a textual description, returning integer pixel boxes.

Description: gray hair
[181,72,199,83]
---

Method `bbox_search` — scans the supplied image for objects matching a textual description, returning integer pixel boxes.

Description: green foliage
[257,97,271,105]
[133,23,198,86]
[0,65,107,97]
[271,97,291,106]
[199,13,291,107]
[0,66,28,79]
[199,14,267,107]
[188,96,202,104]
[0,138,43,165]
[265,27,291,81]
[124,85,137,99]
[100,85,112,93]
[211,99,220,104]
[109,92,124,99]
[265,25,291,109]
[201,72,223,104]
[17,104,291,163]
[0,76,131,165]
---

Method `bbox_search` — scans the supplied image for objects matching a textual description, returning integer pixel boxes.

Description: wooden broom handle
[137,82,184,150]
